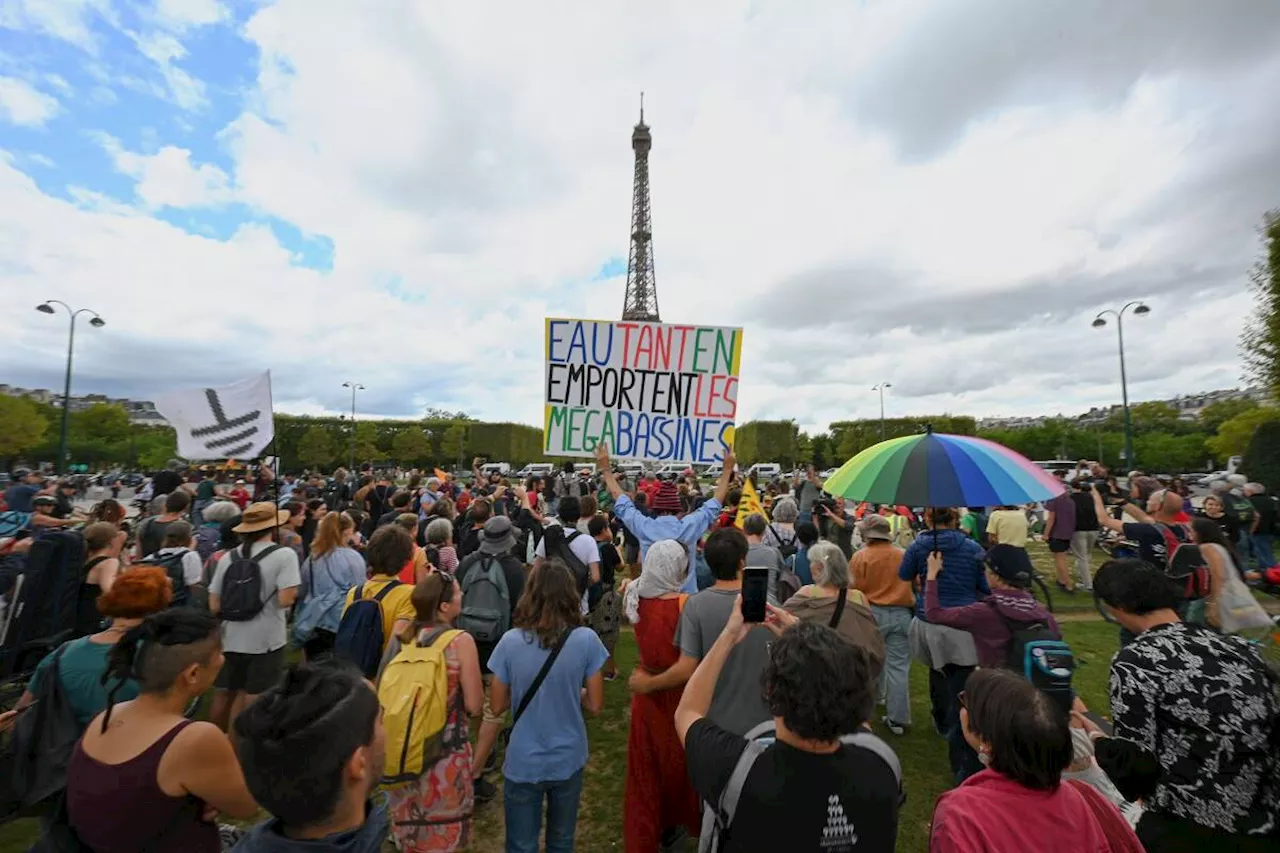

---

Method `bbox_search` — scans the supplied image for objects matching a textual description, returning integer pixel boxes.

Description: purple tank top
[68,719,219,853]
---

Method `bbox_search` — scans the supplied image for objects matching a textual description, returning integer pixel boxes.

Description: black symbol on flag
[190,389,261,458]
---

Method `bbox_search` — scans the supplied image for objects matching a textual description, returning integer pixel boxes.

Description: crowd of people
[0,452,1277,853]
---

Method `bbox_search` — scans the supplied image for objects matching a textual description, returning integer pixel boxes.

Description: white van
[654,462,692,479]
[480,462,511,477]
[518,462,555,479]
[747,462,782,481]
[703,462,724,480]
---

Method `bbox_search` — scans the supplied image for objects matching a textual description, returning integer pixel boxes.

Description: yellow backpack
[378,627,461,784]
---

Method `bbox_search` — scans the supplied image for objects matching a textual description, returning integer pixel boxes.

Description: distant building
[0,385,168,426]
[982,387,1268,430]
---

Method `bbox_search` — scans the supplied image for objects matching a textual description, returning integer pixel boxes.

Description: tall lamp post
[341,381,365,472]
[36,301,105,475]
[872,383,893,441]
[1092,302,1150,470]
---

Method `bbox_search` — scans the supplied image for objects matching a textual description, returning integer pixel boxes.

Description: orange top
[850,543,915,608]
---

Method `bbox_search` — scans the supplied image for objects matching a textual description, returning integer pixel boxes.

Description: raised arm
[1092,485,1125,533]
[594,443,624,500]
[713,450,736,505]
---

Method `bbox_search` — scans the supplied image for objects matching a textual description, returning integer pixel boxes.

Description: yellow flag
[735,478,766,528]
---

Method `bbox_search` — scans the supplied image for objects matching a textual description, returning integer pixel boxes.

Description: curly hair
[513,559,582,649]
[762,621,875,741]
[87,499,126,526]
[97,565,172,618]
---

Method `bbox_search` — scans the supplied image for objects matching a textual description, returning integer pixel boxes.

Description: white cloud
[151,0,228,32]
[0,0,114,50]
[129,31,206,109]
[3,1,1279,430]
[93,133,232,209]
[0,75,58,126]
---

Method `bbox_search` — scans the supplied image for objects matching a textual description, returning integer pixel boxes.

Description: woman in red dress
[622,539,702,852]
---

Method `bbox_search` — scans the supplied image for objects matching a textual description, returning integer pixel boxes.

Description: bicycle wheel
[1030,575,1055,614]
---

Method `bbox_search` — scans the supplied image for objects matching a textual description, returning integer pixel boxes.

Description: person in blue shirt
[489,559,607,853]
[897,507,988,783]
[0,566,172,733]
[790,521,820,586]
[595,444,735,594]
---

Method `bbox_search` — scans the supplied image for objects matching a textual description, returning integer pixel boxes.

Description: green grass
[1,620,1120,853]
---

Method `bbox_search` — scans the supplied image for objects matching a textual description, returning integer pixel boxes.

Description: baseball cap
[985,544,1034,589]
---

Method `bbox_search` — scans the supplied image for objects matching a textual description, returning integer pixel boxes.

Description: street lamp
[341,381,365,472]
[36,301,105,475]
[1092,302,1150,470]
[872,383,893,441]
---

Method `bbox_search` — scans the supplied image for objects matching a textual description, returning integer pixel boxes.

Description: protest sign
[544,318,743,463]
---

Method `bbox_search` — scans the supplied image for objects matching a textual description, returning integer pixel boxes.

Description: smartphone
[741,568,768,623]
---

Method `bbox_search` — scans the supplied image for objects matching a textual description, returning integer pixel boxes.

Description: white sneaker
[882,717,906,736]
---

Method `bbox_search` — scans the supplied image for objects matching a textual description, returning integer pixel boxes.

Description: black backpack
[138,550,190,608]
[218,544,283,622]
[334,581,401,679]
[543,526,590,595]
[0,644,81,821]
[769,524,798,559]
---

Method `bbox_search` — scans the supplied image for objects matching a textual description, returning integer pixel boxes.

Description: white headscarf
[624,539,689,624]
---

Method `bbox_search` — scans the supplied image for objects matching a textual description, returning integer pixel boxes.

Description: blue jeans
[870,604,912,725]
[503,769,584,853]
[1251,533,1275,569]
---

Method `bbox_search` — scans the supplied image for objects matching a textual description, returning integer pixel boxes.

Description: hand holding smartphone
[741,568,768,622]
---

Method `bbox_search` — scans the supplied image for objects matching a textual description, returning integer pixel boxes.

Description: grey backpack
[698,721,903,853]
[458,557,511,644]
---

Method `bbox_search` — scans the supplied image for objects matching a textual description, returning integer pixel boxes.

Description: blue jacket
[233,800,389,853]
[898,528,989,620]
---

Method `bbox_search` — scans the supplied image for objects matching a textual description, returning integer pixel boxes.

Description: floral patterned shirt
[1109,621,1279,836]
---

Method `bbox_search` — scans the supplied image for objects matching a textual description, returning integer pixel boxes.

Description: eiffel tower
[621,94,660,322]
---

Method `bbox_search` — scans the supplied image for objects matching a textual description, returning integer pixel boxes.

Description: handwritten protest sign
[544,318,743,463]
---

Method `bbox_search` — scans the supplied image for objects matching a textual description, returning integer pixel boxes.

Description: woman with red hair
[0,566,174,732]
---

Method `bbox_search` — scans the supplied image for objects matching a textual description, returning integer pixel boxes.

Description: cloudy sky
[1,0,1278,433]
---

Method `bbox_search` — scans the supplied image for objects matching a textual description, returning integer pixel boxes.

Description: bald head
[1149,489,1183,519]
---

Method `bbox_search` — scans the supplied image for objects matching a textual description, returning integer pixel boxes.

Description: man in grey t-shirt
[208,502,301,731]
[627,528,772,737]
[743,512,785,605]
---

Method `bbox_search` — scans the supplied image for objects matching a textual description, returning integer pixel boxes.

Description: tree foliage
[1199,398,1259,434]
[391,428,432,466]
[1207,407,1280,461]
[297,425,337,468]
[1242,210,1280,398]
[733,421,799,467]
[1242,419,1280,491]
[0,395,49,460]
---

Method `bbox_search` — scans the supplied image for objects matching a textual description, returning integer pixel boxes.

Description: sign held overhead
[543,318,742,464]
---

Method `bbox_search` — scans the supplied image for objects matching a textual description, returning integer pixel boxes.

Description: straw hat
[232,501,291,533]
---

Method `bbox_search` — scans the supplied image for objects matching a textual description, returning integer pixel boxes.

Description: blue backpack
[292,554,353,646]
[334,581,400,678]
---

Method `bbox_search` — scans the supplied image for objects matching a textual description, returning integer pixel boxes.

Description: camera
[812,497,838,516]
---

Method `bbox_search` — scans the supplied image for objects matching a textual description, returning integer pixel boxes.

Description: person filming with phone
[675,599,902,852]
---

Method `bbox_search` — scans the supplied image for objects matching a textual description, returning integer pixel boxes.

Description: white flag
[155,372,275,461]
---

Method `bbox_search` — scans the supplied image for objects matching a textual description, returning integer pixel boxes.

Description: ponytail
[101,619,156,731]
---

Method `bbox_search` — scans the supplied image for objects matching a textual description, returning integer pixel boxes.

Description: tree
[1207,406,1280,462]
[1199,397,1259,433]
[297,425,337,468]
[1242,210,1280,398]
[70,403,132,445]
[352,422,380,466]
[391,428,432,466]
[1242,419,1280,491]
[440,422,468,468]
[0,395,49,460]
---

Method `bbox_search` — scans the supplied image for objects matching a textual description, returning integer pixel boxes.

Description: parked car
[747,462,782,481]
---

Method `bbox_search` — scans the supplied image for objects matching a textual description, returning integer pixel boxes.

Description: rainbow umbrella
[823,431,1064,507]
